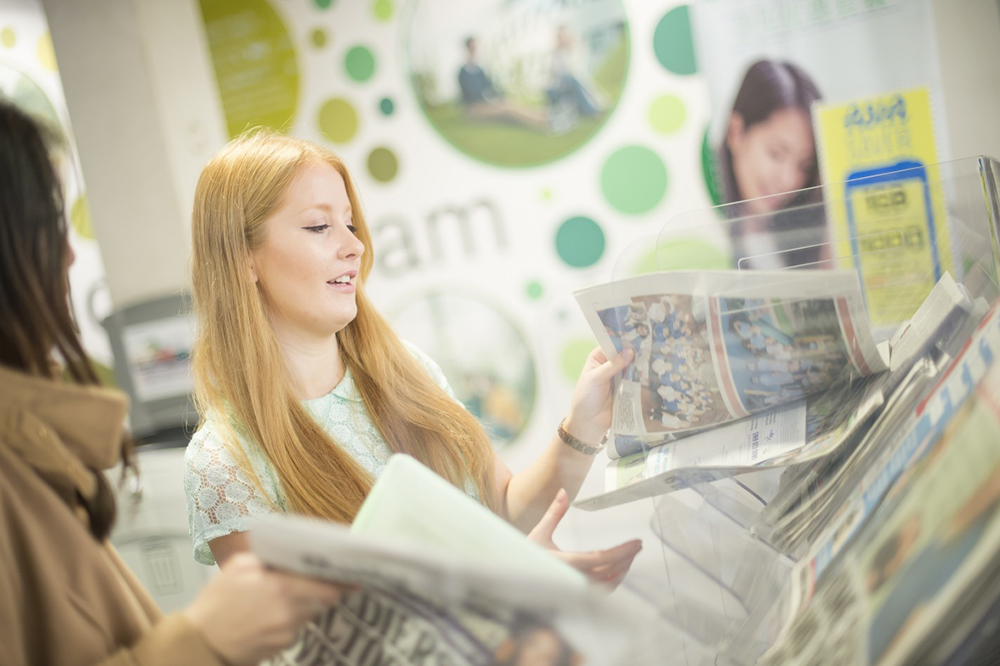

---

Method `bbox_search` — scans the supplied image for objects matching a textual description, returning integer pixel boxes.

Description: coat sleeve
[95,614,228,666]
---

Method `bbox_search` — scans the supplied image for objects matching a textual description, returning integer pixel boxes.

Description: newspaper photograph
[575,270,888,442]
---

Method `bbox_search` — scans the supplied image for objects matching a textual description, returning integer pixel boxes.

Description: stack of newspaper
[572,270,985,516]
[737,299,1000,666]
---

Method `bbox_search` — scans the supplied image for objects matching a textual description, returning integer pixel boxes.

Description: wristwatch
[557,419,608,455]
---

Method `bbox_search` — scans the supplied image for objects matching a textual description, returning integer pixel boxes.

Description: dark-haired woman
[716,59,828,269]
[0,100,345,666]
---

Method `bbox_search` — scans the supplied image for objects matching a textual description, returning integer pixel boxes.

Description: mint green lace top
[183,342,465,565]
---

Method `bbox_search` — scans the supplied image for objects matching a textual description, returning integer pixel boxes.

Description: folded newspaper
[249,454,650,666]
[575,270,889,459]
[573,272,980,513]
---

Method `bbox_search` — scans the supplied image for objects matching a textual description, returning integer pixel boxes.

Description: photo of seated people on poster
[406,0,627,167]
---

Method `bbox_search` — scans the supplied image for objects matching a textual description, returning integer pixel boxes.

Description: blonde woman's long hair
[190,130,498,522]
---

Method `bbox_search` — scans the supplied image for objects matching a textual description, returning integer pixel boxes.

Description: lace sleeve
[183,423,282,565]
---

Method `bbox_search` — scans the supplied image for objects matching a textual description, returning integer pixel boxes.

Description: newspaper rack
[590,156,1000,665]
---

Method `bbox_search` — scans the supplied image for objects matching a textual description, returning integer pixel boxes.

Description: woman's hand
[182,552,349,665]
[563,347,634,447]
[527,489,642,590]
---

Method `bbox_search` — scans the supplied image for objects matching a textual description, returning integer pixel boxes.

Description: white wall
[933,0,1000,161]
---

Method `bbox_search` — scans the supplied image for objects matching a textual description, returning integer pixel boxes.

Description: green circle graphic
[71,196,95,240]
[311,29,328,49]
[367,147,398,182]
[653,6,697,76]
[345,46,376,82]
[373,0,394,21]
[406,0,630,168]
[318,98,358,143]
[555,216,605,268]
[1,28,15,48]
[314,0,333,9]
[379,97,394,115]
[634,238,729,274]
[526,281,544,300]
[199,0,299,137]
[649,94,686,134]
[601,146,668,215]
[560,338,596,382]
[701,126,723,207]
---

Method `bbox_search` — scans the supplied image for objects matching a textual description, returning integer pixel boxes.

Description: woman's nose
[775,162,802,194]
[338,227,364,258]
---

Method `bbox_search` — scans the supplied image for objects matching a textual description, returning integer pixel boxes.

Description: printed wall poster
[813,88,953,328]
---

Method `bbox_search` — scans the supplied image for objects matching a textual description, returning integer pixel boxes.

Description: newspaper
[753,273,985,555]
[740,301,1000,666]
[578,369,889,512]
[250,455,649,666]
[575,270,888,458]
[754,305,1000,666]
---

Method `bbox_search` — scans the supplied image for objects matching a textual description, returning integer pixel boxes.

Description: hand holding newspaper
[249,454,649,666]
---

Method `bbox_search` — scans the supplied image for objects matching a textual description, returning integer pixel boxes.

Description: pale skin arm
[495,347,644,587]
[494,346,633,531]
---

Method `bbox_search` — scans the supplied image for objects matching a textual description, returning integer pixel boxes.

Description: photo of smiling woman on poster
[715,59,829,270]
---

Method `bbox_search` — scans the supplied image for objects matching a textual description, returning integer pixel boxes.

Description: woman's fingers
[527,489,569,546]
[557,539,642,583]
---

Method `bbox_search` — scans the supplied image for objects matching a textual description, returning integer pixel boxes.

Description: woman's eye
[346,224,357,234]
[303,223,330,233]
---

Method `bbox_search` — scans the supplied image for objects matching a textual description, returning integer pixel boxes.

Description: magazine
[574,270,888,457]
[250,454,650,666]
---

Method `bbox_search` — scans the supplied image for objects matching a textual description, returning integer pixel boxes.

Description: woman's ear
[726,112,746,151]
[247,255,259,283]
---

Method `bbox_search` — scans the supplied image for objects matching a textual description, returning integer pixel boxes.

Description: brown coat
[0,364,225,666]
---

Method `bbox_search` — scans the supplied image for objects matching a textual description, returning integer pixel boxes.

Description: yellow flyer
[813,88,952,327]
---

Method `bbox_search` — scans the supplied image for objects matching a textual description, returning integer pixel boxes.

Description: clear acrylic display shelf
[600,156,1000,665]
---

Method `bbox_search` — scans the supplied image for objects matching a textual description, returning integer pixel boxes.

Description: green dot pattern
[318,98,358,143]
[314,0,333,9]
[649,94,686,134]
[367,147,398,182]
[379,97,394,115]
[654,6,697,76]
[555,216,605,268]
[373,0,394,21]
[526,281,544,300]
[1,27,14,48]
[634,239,730,274]
[311,29,327,48]
[600,146,668,215]
[701,126,724,207]
[345,46,375,82]
[560,338,596,382]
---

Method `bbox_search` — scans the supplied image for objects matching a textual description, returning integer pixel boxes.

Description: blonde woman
[0,102,343,666]
[183,131,640,662]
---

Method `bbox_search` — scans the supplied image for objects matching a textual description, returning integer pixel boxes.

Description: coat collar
[0,364,129,498]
